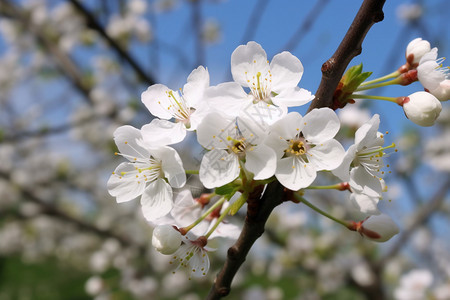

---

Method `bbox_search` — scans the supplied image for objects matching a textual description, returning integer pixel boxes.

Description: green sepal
[229,194,247,216]
[215,182,237,196]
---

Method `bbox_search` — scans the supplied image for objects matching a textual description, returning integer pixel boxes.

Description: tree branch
[68,0,156,85]
[207,1,387,298]
[308,0,386,112]
[206,182,285,299]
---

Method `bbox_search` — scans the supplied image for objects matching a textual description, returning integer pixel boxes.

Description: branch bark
[308,0,386,112]
[207,1,387,298]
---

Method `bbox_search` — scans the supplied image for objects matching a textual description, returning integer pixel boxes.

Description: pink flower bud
[152,225,182,255]
[406,38,431,66]
[402,91,442,127]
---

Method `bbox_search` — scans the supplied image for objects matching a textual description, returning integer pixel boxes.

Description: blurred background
[0,0,449,299]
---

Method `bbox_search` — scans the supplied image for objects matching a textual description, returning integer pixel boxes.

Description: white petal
[231,41,268,87]
[331,145,357,181]
[205,82,249,117]
[183,66,210,108]
[154,146,186,188]
[272,87,314,107]
[108,163,146,203]
[196,112,235,150]
[239,100,287,128]
[199,150,240,189]
[141,178,173,221]
[308,139,345,171]
[276,157,316,191]
[140,119,186,146]
[355,114,380,148]
[302,108,340,143]
[189,248,210,277]
[141,83,175,119]
[114,125,149,160]
[208,222,241,240]
[270,51,304,91]
[245,145,276,180]
[349,192,380,216]
[349,166,383,197]
[268,112,303,140]
[236,116,266,145]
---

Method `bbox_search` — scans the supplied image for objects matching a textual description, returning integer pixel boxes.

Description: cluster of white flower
[400,38,449,126]
[107,41,436,277]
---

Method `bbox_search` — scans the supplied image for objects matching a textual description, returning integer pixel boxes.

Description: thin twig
[68,0,156,85]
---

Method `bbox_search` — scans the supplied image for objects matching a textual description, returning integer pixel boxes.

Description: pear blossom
[152,225,182,255]
[107,125,186,221]
[170,233,212,278]
[402,91,442,126]
[405,38,431,66]
[196,111,276,189]
[417,48,450,101]
[206,41,313,128]
[141,66,211,144]
[332,114,388,202]
[265,108,345,191]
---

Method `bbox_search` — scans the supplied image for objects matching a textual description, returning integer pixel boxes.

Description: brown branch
[307,0,386,112]
[207,1,387,299]
[206,182,285,299]
[68,0,156,85]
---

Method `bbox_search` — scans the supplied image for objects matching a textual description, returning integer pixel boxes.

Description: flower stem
[181,196,226,234]
[356,76,403,91]
[205,202,233,239]
[359,70,400,87]
[185,169,199,175]
[306,183,346,190]
[350,94,399,103]
[293,193,350,228]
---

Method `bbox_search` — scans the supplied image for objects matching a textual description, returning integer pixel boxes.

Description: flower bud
[359,214,399,242]
[152,225,182,255]
[402,91,442,127]
[406,38,431,66]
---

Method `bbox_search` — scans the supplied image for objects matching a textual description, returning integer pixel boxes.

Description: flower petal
[183,66,210,108]
[308,139,345,171]
[349,192,380,216]
[349,166,383,197]
[205,82,249,117]
[245,145,276,180]
[141,83,175,119]
[332,144,357,181]
[196,112,235,150]
[108,162,146,203]
[272,87,314,107]
[140,119,186,146]
[151,146,186,188]
[276,157,316,190]
[270,51,304,91]
[114,125,149,160]
[239,100,287,128]
[302,108,340,143]
[199,149,239,189]
[141,178,173,221]
[231,41,268,87]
